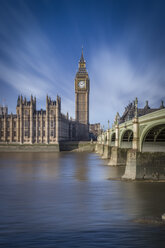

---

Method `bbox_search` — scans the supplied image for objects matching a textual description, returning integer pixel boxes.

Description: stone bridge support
[95,143,104,156]
[102,145,111,159]
[108,147,127,166]
[123,149,165,180]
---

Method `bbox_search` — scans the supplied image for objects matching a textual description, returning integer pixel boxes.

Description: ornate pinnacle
[108,120,110,129]
[115,112,119,125]
[80,46,84,63]
[135,97,138,118]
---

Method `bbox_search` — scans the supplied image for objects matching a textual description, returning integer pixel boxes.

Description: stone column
[36,113,38,143]
[56,96,61,143]
[56,105,59,143]
[115,124,119,147]
[132,117,139,150]
[16,115,20,143]
[46,96,49,144]
[20,101,23,144]
[23,113,26,143]
[10,113,13,143]
[4,114,7,142]
[30,97,33,144]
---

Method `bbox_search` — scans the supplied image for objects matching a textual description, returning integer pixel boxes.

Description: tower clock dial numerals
[78,81,85,89]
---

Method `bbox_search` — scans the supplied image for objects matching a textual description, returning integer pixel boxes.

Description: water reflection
[74,153,88,181]
[0,152,165,248]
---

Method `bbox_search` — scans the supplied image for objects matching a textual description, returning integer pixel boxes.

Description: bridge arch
[120,129,133,148]
[140,121,165,152]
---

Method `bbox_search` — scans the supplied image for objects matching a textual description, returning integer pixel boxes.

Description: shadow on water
[0,152,165,247]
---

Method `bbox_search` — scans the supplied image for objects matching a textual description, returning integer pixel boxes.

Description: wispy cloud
[0,1,165,127]
[89,46,165,128]
[0,1,75,116]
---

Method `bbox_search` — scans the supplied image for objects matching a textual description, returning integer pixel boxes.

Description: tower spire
[80,46,84,63]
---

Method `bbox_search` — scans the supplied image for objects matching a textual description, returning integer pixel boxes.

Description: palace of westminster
[0,50,100,144]
[0,49,164,144]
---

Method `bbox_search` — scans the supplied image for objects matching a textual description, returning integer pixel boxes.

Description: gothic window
[7,121,10,128]
[25,120,29,128]
[43,121,45,127]
[1,131,3,137]
[43,130,45,136]
[51,120,54,128]
[51,110,54,115]
[51,130,54,137]
[38,130,40,136]
[25,110,28,115]
[7,131,10,137]
[33,120,36,127]
[25,131,28,137]
[14,131,16,137]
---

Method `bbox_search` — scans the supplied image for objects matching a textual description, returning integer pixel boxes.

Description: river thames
[0,152,165,248]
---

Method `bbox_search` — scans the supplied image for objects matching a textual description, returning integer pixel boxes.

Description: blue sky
[0,0,165,128]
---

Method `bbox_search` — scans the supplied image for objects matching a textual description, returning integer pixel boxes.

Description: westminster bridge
[96,104,165,180]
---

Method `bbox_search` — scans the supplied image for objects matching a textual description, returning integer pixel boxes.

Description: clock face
[78,81,85,89]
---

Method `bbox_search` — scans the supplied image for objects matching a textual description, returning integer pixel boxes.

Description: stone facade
[0,49,95,144]
[0,50,103,144]
[0,95,77,144]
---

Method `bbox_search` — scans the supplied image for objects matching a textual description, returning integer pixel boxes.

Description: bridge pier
[102,145,111,159]
[95,143,104,156]
[108,147,127,166]
[123,149,165,180]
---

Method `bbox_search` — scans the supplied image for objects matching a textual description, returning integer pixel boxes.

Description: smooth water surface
[0,152,165,248]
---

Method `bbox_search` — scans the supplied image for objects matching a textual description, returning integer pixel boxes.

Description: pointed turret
[77,47,88,75]
[80,46,85,63]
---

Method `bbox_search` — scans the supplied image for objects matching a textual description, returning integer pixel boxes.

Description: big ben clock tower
[75,48,90,140]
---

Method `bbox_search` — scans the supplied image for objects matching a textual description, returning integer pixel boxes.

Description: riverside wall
[0,142,95,153]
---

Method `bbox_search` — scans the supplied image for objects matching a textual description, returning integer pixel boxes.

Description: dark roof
[119,101,164,123]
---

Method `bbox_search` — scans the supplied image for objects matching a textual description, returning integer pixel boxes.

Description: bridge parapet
[97,108,165,153]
